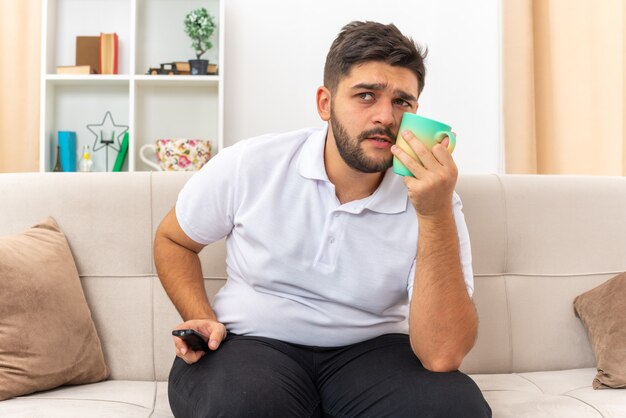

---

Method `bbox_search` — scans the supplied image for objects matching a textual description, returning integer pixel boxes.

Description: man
[156,21,491,417]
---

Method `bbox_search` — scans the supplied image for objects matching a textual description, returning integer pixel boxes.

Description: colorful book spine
[112,132,129,172]
[100,33,119,75]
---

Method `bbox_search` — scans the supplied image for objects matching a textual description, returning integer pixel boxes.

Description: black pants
[168,333,491,418]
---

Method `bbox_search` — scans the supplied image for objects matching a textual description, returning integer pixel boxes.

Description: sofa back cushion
[3,173,625,379]
[0,173,160,381]
[458,175,626,374]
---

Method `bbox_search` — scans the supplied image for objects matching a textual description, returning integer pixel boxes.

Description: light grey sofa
[0,172,625,417]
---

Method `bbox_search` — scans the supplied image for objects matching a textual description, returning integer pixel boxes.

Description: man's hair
[324,21,427,96]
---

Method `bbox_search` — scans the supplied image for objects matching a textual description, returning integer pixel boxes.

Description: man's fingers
[179,349,205,365]
[173,337,207,364]
[207,323,227,350]
[173,336,188,355]
[392,144,426,178]
[432,143,455,168]
[401,130,439,169]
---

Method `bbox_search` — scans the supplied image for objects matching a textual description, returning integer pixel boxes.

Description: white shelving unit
[39,0,225,172]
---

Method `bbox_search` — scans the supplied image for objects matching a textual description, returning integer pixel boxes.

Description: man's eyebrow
[352,82,387,91]
[351,83,418,103]
[395,90,418,103]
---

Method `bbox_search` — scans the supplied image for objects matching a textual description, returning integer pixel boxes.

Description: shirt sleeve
[407,192,475,299]
[175,142,244,245]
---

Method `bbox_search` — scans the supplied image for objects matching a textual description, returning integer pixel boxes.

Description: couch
[0,172,625,417]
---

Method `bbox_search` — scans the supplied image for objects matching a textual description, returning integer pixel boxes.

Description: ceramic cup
[392,113,456,177]
[140,139,211,171]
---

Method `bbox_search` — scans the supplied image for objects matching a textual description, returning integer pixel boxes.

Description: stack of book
[55,33,118,75]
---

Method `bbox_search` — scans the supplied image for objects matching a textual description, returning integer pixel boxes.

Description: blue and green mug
[393,113,456,177]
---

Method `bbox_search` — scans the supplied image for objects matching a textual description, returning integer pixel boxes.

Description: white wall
[223,0,503,174]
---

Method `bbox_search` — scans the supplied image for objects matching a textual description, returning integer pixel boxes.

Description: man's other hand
[172,318,227,364]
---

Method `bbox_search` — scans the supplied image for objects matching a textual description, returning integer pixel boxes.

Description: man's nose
[372,101,395,127]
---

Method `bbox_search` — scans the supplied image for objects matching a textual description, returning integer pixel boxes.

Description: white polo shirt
[176,126,473,346]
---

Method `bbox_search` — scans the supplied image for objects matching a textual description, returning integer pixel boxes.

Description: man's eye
[394,99,411,107]
[358,93,374,101]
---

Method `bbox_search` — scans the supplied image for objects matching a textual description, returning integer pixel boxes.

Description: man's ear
[316,86,331,121]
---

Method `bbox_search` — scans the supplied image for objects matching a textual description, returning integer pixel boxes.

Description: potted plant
[184,7,216,75]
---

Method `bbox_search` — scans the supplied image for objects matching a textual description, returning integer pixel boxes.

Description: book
[173,61,190,72]
[56,65,96,75]
[76,36,101,74]
[57,131,77,172]
[112,132,129,172]
[100,33,119,75]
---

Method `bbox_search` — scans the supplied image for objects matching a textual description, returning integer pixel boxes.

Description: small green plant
[184,8,216,60]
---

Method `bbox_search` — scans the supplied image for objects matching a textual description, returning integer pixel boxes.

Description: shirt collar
[364,168,409,214]
[297,126,329,181]
[297,126,408,214]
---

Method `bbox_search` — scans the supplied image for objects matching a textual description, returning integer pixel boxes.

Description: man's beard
[330,108,396,173]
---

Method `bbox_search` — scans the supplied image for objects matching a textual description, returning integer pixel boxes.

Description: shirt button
[334,213,340,218]
[329,237,335,244]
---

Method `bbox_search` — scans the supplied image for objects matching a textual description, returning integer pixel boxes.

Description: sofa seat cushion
[0,381,173,417]
[471,368,626,417]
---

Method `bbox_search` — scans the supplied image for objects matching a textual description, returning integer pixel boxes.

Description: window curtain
[0,0,41,172]
[503,0,626,175]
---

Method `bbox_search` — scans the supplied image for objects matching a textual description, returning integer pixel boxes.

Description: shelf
[134,75,220,86]
[45,0,132,75]
[44,75,219,87]
[46,74,131,86]
[41,0,225,172]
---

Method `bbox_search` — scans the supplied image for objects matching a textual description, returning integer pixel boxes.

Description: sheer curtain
[0,0,41,172]
[503,0,626,175]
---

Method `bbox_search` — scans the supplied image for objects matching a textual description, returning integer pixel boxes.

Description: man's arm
[154,208,227,363]
[391,131,478,372]
[409,210,477,372]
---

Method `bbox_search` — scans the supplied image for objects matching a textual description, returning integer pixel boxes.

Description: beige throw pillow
[0,217,109,400]
[574,272,626,389]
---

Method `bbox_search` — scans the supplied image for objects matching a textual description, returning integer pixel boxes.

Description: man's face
[329,61,419,173]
